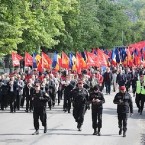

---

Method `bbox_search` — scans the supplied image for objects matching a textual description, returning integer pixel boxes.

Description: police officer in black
[71,80,89,131]
[32,83,49,135]
[90,85,105,136]
[113,86,133,137]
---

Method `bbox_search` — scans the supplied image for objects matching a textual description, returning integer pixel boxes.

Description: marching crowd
[0,65,145,137]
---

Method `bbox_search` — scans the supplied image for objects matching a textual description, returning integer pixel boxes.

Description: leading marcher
[32,82,49,135]
[113,86,133,137]
[90,85,105,136]
[71,80,89,131]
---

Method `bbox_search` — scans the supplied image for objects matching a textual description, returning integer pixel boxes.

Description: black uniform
[113,92,133,137]
[90,91,105,135]
[32,90,49,134]
[71,87,89,131]
[63,82,75,113]
[8,82,17,113]
[24,84,34,112]
[0,83,9,110]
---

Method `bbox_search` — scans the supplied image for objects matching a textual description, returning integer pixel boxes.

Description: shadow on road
[0,133,31,135]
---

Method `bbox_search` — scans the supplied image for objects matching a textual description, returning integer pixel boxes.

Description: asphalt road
[0,91,145,145]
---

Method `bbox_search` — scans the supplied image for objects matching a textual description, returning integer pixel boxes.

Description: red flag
[61,52,69,69]
[86,52,100,67]
[76,53,82,74]
[134,56,141,66]
[97,49,108,66]
[25,52,33,66]
[42,52,52,69]
[11,52,23,67]
[37,59,43,72]
[76,52,87,74]
[126,49,133,67]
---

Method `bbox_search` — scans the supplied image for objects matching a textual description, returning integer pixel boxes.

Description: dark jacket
[71,87,89,107]
[64,83,74,99]
[113,92,133,114]
[32,90,49,108]
[90,91,105,113]
[103,72,112,83]
[131,72,138,88]
[116,73,126,86]
[23,85,34,99]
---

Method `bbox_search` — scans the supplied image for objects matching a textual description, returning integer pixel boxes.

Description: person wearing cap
[71,80,89,131]
[32,83,49,135]
[90,85,105,136]
[113,86,133,137]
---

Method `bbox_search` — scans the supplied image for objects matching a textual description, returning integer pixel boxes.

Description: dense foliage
[0,0,144,54]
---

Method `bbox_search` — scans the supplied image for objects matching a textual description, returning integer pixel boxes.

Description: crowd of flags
[11,41,145,73]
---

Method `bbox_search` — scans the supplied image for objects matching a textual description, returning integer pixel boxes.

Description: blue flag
[32,53,37,68]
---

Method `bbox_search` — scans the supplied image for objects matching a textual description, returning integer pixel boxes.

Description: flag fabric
[35,54,41,63]
[69,53,74,69]
[61,52,69,69]
[81,51,87,61]
[76,52,82,74]
[72,55,77,71]
[126,49,133,67]
[115,48,120,63]
[11,52,23,67]
[120,48,127,62]
[32,53,37,68]
[86,52,100,67]
[25,52,33,66]
[41,52,52,70]
[37,59,43,72]
[97,49,108,66]
[52,52,61,71]
[52,52,57,68]
[111,49,116,66]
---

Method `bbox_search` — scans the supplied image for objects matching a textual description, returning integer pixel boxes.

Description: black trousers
[58,90,63,104]
[63,96,71,111]
[92,111,102,129]
[135,93,141,110]
[16,94,23,110]
[105,82,111,94]
[73,105,86,125]
[118,113,128,131]
[21,94,25,107]
[9,92,16,112]
[26,97,33,111]
[33,107,47,130]
[1,94,8,110]
[140,94,145,113]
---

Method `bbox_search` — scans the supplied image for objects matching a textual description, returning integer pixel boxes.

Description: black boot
[32,130,39,135]
[119,128,122,135]
[93,128,97,135]
[98,128,101,136]
[44,126,47,133]
[123,131,126,137]
[77,123,82,131]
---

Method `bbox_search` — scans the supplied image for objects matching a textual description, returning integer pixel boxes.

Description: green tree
[0,0,24,54]
[96,0,130,48]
